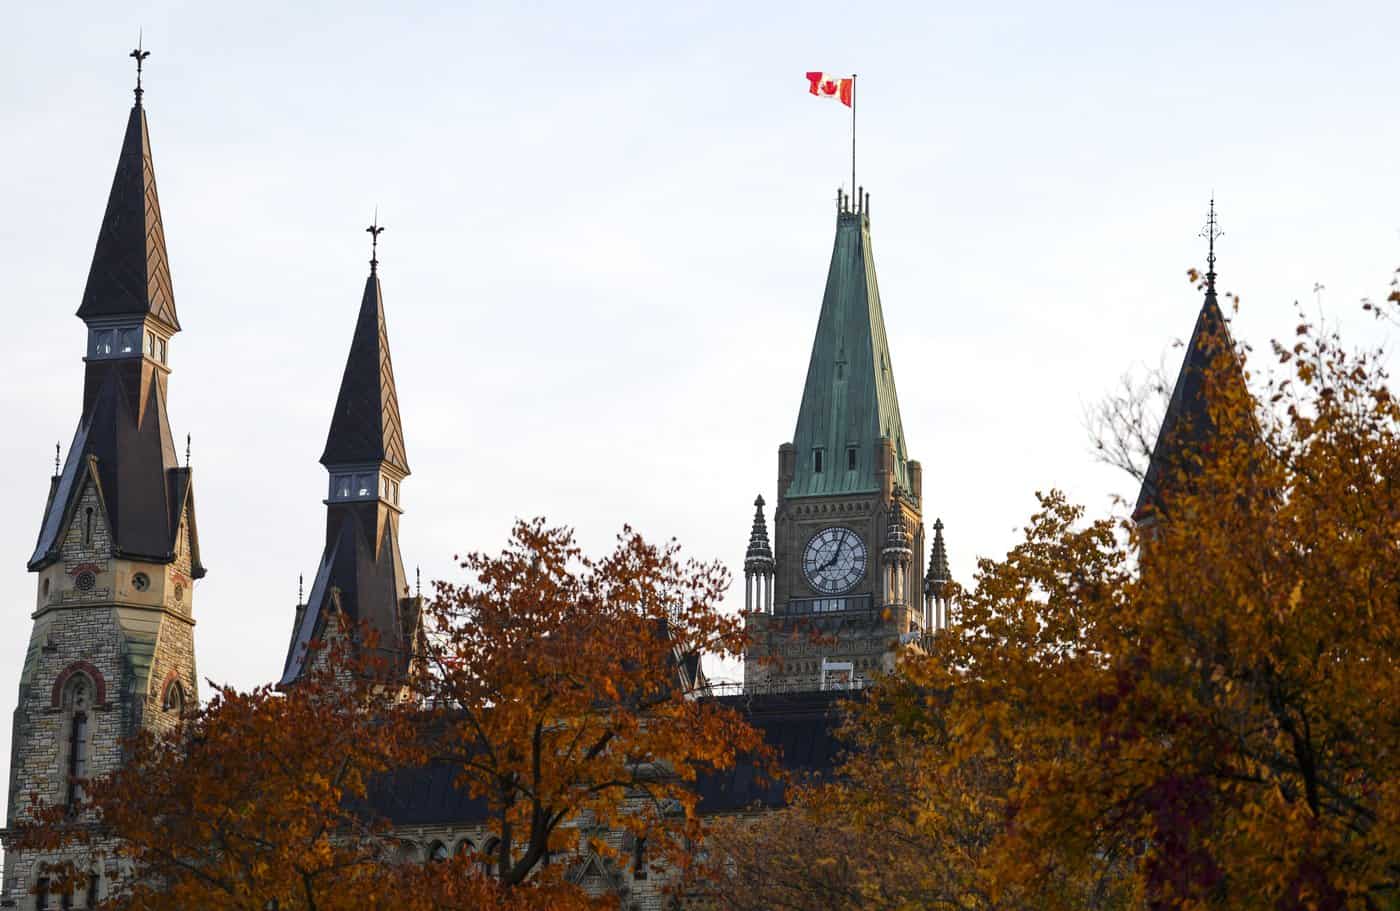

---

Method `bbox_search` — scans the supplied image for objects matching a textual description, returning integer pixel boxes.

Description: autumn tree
[416,519,766,891]
[716,278,1400,910]
[901,294,1399,908]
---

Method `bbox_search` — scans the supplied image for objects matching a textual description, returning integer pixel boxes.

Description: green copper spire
[788,190,909,498]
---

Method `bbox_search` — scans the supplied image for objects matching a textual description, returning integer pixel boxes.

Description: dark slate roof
[695,690,847,812]
[279,503,414,685]
[363,690,849,827]
[76,100,180,333]
[789,193,910,498]
[1134,287,1248,521]
[321,273,409,474]
[30,363,204,576]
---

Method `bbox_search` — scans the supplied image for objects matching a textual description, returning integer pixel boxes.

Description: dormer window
[847,446,857,471]
[813,448,824,473]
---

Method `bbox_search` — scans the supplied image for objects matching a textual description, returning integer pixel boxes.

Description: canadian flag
[806,72,853,106]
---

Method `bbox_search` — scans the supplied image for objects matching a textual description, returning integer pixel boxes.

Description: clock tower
[742,190,948,693]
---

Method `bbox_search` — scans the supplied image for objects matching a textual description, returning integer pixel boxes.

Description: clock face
[802,527,868,594]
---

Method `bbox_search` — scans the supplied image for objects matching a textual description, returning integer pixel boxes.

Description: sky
[2,0,1397,824]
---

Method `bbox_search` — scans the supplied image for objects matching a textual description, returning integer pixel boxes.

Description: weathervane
[367,210,385,274]
[130,33,150,104]
[1199,196,1223,292]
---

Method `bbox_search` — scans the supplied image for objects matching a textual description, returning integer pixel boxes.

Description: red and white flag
[806,72,853,106]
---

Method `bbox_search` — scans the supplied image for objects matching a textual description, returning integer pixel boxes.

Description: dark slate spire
[1134,199,1248,522]
[789,189,909,498]
[30,59,203,577]
[284,248,416,685]
[75,52,180,334]
[743,495,774,575]
[320,256,409,474]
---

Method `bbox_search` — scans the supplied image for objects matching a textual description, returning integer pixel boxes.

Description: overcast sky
[3,0,1397,820]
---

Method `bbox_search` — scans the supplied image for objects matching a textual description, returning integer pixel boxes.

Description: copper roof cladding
[788,191,910,499]
[76,98,181,334]
[320,272,410,474]
[30,94,203,576]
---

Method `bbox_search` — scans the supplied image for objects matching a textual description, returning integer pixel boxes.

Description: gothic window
[145,330,156,357]
[454,838,474,858]
[64,674,93,808]
[428,841,449,863]
[163,680,186,714]
[158,338,168,364]
[83,507,94,546]
[813,448,824,473]
[632,836,648,880]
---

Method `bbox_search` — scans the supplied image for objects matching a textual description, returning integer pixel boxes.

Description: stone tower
[743,190,945,692]
[2,66,205,908]
[280,237,419,685]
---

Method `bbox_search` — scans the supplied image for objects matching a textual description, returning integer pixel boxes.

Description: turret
[743,496,775,614]
[924,518,953,631]
[281,225,418,684]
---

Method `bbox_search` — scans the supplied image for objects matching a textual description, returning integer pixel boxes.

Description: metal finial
[129,33,150,105]
[367,209,385,274]
[54,442,61,476]
[298,573,304,604]
[1199,196,1223,293]
[185,433,191,467]
[415,565,421,599]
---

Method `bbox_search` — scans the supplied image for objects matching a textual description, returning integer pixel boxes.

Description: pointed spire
[744,495,774,574]
[926,518,950,588]
[1134,199,1248,522]
[76,48,180,333]
[321,229,410,474]
[789,189,910,498]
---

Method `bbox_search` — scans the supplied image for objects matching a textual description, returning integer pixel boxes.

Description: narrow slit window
[813,449,824,473]
[83,507,94,546]
[847,447,857,471]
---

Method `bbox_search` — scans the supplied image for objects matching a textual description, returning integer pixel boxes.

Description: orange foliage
[418,519,765,888]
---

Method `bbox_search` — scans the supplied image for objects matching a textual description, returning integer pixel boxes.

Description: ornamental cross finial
[367,209,385,274]
[130,33,150,104]
[185,433,191,467]
[54,442,61,476]
[1199,196,1223,292]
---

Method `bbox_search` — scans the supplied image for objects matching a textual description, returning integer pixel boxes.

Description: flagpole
[850,73,857,199]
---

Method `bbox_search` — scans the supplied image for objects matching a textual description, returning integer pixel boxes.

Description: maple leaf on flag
[806,71,853,107]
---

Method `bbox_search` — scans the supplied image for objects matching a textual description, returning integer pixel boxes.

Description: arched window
[454,838,474,858]
[83,508,94,546]
[63,673,93,808]
[163,679,186,714]
[428,841,449,863]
